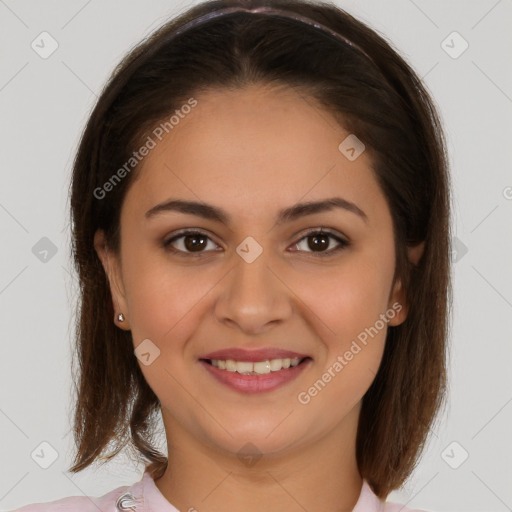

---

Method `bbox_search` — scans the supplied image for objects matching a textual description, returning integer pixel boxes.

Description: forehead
[123,84,387,224]
[163,84,349,168]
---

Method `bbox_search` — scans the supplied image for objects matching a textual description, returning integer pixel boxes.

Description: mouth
[199,355,313,393]
[198,347,313,393]
[200,356,312,376]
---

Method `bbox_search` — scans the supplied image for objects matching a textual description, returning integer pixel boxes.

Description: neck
[155,404,363,512]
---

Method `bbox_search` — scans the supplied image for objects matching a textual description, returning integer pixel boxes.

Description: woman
[13,0,450,510]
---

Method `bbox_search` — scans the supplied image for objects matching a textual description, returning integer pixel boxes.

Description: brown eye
[182,233,208,252]
[291,229,349,256]
[307,233,330,251]
[163,228,349,258]
[164,230,219,255]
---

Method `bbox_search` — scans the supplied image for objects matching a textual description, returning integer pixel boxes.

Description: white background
[0,1,511,511]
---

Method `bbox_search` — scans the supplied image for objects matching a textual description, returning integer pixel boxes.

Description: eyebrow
[144,197,368,225]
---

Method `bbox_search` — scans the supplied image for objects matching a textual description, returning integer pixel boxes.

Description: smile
[207,357,303,375]
[199,357,312,393]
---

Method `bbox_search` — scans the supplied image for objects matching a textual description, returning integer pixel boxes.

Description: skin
[95,84,423,512]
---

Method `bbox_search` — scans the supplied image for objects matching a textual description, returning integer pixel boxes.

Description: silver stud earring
[117,313,125,323]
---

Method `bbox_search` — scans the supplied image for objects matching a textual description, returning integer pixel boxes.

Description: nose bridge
[232,239,277,304]
[215,236,291,332]
[235,244,273,294]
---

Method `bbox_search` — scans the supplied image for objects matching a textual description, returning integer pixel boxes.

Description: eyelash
[162,228,349,258]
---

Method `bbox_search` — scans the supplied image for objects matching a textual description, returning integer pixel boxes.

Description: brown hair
[68,0,451,499]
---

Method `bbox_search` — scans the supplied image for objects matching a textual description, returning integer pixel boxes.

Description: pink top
[12,468,428,511]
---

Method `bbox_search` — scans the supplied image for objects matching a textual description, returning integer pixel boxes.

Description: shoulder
[10,468,178,512]
[357,480,432,512]
[9,483,131,512]
[384,499,431,512]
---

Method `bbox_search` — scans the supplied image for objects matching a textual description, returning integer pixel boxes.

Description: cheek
[120,250,215,401]
[295,247,396,390]
[294,260,394,418]
[121,244,214,346]
[299,255,394,335]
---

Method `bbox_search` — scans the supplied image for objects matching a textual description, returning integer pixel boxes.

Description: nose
[214,242,293,335]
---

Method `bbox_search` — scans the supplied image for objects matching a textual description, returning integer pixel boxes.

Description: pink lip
[199,358,312,394]
[199,347,310,362]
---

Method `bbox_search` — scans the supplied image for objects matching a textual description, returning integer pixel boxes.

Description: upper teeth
[211,357,302,375]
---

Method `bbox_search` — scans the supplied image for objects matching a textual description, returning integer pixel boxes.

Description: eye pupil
[184,234,207,252]
[308,233,329,251]
[166,229,345,257]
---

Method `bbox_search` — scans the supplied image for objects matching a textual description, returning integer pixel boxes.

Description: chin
[204,423,300,456]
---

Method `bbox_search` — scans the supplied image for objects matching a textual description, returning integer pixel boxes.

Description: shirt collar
[123,468,385,512]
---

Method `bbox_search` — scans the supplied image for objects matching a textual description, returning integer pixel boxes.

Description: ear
[387,241,425,327]
[94,229,131,330]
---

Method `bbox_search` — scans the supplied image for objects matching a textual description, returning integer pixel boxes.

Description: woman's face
[96,84,410,460]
